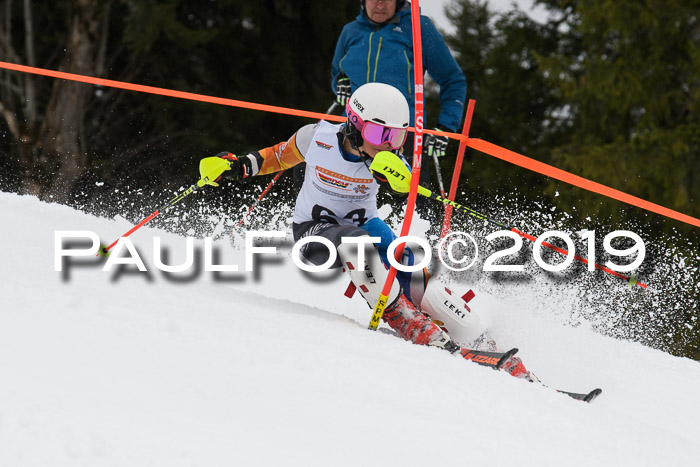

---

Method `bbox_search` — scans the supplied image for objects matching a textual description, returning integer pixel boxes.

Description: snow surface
[1,191,699,467]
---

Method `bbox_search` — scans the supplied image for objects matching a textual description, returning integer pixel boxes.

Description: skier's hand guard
[371,168,409,203]
[199,155,236,187]
[217,152,254,182]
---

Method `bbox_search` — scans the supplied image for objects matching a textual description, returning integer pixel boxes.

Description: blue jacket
[331,8,467,132]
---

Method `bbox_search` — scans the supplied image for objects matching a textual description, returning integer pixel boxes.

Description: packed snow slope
[1,191,699,467]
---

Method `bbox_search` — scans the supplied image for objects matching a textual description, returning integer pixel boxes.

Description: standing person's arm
[421,17,467,132]
[331,27,352,96]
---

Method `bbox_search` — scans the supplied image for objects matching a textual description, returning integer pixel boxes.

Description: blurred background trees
[439,0,699,233]
[0,0,358,210]
[1,0,697,230]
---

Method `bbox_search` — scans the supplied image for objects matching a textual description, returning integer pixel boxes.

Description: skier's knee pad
[419,281,487,346]
[337,240,402,310]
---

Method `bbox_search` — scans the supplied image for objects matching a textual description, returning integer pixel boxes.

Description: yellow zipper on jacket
[403,50,412,96]
[366,32,384,82]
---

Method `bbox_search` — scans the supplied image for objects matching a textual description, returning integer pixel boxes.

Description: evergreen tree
[0,0,358,212]
[440,0,569,211]
[534,0,700,230]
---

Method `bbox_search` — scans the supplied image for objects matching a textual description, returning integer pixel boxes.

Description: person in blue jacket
[331,0,467,218]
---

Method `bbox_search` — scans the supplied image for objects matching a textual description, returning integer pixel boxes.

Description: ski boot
[338,240,451,349]
[383,295,451,347]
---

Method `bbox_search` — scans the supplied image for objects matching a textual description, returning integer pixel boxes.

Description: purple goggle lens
[361,122,407,150]
[347,105,407,150]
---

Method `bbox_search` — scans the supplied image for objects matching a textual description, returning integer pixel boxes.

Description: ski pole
[102,101,343,255]
[369,151,647,289]
[99,157,232,256]
[428,144,447,198]
[441,99,476,239]
[233,171,284,230]
[325,101,341,117]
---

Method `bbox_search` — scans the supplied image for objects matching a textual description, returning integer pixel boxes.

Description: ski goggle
[347,106,408,150]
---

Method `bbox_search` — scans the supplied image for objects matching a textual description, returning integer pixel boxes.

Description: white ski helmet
[345,82,410,150]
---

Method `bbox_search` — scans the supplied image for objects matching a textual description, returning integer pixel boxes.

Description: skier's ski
[557,388,603,403]
[383,327,518,370]
[475,336,603,403]
[448,342,519,370]
[380,316,599,401]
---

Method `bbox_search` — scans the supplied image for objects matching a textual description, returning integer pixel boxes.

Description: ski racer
[331,0,467,219]
[209,82,530,376]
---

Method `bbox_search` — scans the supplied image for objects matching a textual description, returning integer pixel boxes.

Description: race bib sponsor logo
[318,172,350,189]
[354,184,370,194]
[315,166,373,192]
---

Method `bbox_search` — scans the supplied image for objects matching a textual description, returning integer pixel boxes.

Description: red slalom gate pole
[368,0,426,330]
[441,99,476,240]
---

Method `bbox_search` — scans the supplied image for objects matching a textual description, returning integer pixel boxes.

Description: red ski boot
[383,295,450,347]
[500,355,540,383]
[477,337,539,381]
